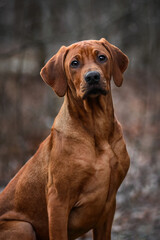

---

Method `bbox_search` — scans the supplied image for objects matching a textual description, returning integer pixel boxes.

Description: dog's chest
[68,147,112,233]
[70,141,116,205]
[76,161,111,216]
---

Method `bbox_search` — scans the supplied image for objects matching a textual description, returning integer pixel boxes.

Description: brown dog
[0,38,130,240]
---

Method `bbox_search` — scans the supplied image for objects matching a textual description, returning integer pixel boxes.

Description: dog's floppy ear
[40,46,68,97]
[100,38,129,87]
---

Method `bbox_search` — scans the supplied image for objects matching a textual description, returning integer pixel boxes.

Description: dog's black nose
[85,71,100,85]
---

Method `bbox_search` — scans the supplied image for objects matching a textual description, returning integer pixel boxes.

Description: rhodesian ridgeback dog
[0,38,130,240]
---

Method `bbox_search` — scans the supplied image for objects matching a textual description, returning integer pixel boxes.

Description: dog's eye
[70,60,80,68]
[98,55,107,63]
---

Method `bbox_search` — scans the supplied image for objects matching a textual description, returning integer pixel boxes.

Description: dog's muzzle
[83,71,108,99]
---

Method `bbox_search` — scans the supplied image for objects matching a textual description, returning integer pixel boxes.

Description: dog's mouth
[82,85,108,99]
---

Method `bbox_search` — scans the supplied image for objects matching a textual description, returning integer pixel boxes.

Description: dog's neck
[54,88,115,143]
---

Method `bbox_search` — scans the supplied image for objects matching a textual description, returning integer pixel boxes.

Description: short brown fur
[0,38,130,240]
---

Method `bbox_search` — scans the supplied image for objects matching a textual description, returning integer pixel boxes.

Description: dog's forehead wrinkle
[68,42,110,63]
[70,40,98,48]
[69,46,96,62]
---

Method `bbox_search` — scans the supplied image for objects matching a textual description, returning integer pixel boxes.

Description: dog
[0,38,130,240]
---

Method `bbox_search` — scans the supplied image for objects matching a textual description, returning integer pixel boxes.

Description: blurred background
[0,0,159,239]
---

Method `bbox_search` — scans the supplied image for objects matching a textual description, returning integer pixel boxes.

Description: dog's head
[40,38,129,99]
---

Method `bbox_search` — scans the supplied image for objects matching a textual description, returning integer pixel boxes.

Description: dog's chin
[82,87,108,100]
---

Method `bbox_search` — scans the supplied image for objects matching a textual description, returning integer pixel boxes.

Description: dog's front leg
[47,193,69,240]
[93,199,116,240]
